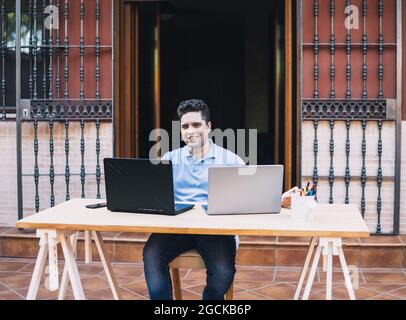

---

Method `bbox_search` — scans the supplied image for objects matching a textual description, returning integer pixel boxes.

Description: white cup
[291,195,318,220]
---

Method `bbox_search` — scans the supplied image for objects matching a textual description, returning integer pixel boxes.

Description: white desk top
[16,198,370,238]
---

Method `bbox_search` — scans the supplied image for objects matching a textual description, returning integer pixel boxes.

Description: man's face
[180,111,211,149]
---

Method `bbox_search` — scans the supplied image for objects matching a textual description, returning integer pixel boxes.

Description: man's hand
[281,186,300,208]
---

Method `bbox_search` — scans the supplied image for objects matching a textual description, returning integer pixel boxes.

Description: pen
[312,185,317,197]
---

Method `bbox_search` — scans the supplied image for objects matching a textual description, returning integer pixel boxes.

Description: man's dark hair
[177,99,210,124]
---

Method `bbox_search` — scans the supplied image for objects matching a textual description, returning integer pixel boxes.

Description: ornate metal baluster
[96,120,101,198]
[313,120,319,201]
[1,0,6,120]
[376,120,383,233]
[64,0,69,99]
[378,0,383,98]
[344,120,351,203]
[29,0,33,98]
[49,119,55,207]
[42,0,47,98]
[34,120,40,212]
[375,1,384,233]
[80,0,85,99]
[96,0,101,99]
[33,0,38,99]
[345,0,351,99]
[329,120,335,204]
[80,119,86,198]
[79,0,87,201]
[64,120,70,200]
[56,0,61,98]
[360,120,367,218]
[329,0,335,98]
[313,0,319,99]
[312,2,319,201]
[362,0,367,98]
[48,0,53,99]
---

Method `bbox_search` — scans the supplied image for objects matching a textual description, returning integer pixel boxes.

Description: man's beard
[185,135,203,149]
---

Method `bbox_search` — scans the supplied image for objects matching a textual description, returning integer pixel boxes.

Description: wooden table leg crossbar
[294,237,356,300]
[26,229,121,300]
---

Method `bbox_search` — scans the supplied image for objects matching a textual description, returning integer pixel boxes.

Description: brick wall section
[401,122,406,233]
[0,121,113,226]
[0,124,18,226]
[302,120,403,234]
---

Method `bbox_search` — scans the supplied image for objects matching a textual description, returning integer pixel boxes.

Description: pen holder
[291,195,318,220]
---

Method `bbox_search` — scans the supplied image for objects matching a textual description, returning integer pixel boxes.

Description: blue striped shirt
[161,140,245,203]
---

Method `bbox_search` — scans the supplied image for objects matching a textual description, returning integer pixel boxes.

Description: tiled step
[1,227,406,268]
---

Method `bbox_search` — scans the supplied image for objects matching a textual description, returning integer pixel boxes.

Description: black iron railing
[300,0,402,235]
[1,0,114,219]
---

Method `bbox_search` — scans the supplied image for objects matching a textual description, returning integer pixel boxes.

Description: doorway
[115,0,298,187]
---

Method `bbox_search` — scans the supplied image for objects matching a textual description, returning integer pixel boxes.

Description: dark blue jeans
[143,233,236,300]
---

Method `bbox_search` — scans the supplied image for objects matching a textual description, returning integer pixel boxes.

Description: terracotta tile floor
[0,257,405,300]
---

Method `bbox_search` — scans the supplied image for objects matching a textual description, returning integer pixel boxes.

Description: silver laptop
[203,165,284,215]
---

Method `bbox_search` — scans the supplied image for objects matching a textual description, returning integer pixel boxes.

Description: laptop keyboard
[131,204,193,213]
[136,208,165,213]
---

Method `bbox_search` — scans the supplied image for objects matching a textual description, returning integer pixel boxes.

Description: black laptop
[103,158,194,215]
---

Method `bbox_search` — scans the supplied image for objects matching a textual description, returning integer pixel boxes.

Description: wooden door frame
[284,0,293,189]
[295,0,302,189]
[114,0,161,158]
[284,0,301,189]
[114,0,138,158]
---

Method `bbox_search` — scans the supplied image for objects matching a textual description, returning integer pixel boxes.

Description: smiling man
[142,99,245,300]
